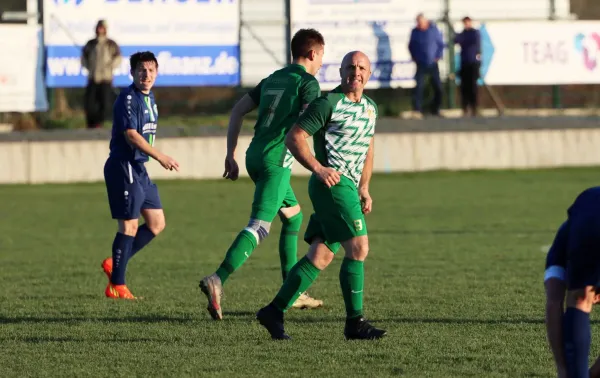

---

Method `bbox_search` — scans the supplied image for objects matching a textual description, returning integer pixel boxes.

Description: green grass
[2,167,600,377]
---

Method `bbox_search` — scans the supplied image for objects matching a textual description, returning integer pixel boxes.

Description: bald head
[339,51,371,99]
[341,51,371,71]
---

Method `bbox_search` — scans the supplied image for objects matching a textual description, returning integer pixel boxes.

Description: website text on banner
[290,0,448,90]
[456,21,600,85]
[0,25,48,112]
[43,0,240,88]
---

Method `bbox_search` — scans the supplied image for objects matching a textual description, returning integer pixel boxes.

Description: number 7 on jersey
[263,88,285,128]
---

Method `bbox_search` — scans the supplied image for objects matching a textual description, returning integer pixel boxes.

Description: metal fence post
[285,0,291,64]
[238,0,243,87]
[444,0,456,109]
[550,0,561,108]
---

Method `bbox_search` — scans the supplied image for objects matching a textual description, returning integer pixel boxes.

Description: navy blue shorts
[104,158,162,220]
[566,210,600,290]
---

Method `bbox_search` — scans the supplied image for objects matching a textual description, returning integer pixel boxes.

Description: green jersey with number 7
[246,64,321,169]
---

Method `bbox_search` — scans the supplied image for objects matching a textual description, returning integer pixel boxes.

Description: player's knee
[344,236,369,261]
[149,219,165,235]
[244,219,272,245]
[119,219,139,236]
[279,207,303,228]
[307,240,335,270]
[279,205,302,220]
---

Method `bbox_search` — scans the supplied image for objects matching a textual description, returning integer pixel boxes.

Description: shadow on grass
[3,314,583,327]
[5,335,181,343]
[369,229,553,236]
[0,311,256,325]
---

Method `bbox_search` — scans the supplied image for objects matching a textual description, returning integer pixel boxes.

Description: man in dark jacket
[81,20,122,129]
[455,16,481,117]
[408,13,445,117]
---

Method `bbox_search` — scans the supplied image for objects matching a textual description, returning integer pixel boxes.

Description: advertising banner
[43,0,240,87]
[0,25,48,112]
[453,21,600,85]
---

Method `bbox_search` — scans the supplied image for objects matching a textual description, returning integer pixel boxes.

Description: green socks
[273,256,321,312]
[340,257,364,319]
[278,212,303,281]
[215,229,257,284]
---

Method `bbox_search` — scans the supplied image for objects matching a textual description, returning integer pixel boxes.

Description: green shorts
[304,174,367,253]
[246,157,298,222]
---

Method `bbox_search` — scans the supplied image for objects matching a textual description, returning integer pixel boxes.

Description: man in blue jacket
[455,16,481,117]
[408,13,445,117]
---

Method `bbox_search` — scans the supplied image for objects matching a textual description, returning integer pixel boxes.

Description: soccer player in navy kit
[544,187,600,378]
[101,51,179,299]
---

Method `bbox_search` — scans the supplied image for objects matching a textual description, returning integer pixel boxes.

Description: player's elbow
[284,129,300,150]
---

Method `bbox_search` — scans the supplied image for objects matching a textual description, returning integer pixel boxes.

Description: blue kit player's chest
[138,95,158,146]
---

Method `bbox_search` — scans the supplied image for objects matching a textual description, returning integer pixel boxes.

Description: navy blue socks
[563,307,591,378]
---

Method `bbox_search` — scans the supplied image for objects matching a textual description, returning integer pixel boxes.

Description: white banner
[473,21,600,85]
[291,0,448,90]
[43,0,240,87]
[0,25,48,112]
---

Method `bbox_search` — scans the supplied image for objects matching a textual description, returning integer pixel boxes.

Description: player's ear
[307,49,316,61]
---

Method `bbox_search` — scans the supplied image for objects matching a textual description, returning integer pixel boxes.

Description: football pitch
[2,167,600,377]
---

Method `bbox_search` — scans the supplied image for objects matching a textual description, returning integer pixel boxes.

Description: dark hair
[130,51,158,71]
[290,29,325,60]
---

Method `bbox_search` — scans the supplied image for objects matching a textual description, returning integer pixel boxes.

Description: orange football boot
[101,257,113,280]
[105,284,137,299]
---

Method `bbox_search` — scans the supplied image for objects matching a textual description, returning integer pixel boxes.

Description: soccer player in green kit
[199,29,326,320]
[256,51,387,340]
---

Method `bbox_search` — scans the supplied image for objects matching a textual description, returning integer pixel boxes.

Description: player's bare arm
[544,277,567,378]
[358,138,374,214]
[125,129,179,171]
[285,124,340,188]
[224,94,257,181]
[591,357,600,378]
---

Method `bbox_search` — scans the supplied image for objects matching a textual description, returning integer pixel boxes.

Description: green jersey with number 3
[246,64,321,169]
[296,86,377,187]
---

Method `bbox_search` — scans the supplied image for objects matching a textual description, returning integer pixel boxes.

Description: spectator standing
[81,20,122,129]
[455,16,481,117]
[408,13,444,117]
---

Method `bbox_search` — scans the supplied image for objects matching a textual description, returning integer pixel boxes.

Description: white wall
[240,0,287,87]
[448,0,571,20]
[3,128,600,184]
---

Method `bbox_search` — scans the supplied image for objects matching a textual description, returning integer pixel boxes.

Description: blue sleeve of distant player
[544,221,568,282]
[113,95,141,133]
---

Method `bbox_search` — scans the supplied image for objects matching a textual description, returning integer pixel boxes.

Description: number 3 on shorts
[263,89,285,128]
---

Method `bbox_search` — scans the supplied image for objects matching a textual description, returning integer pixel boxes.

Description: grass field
[2,167,600,377]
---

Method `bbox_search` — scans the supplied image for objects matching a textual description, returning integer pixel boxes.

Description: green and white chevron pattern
[324,96,376,187]
[283,149,294,169]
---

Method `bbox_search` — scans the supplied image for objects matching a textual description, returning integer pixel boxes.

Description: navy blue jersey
[544,186,600,283]
[544,221,568,282]
[568,186,600,216]
[109,84,158,163]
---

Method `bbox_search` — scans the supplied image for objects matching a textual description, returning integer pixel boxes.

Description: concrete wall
[2,128,600,185]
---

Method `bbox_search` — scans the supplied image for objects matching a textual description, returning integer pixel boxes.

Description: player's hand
[557,368,568,378]
[223,156,239,181]
[359,188,372,214]
[315,166,341,188]
[157,154,179,171]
